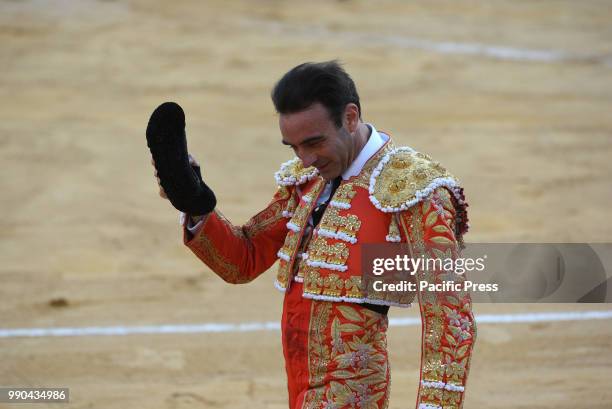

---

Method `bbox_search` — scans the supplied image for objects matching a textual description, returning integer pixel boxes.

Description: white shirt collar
[341,124,388,180]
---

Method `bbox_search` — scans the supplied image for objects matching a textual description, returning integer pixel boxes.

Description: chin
[317,163,340,181]
[320,170,338,181]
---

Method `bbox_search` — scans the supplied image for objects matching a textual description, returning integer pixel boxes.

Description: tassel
[386,215,401,242]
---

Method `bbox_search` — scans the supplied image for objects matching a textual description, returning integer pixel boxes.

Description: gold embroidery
[295,258,307,281]
[288,202,310,231]
[278,141,433,308]
[434,187,453,212]
[397,196,475,408]
[406,205,426,254]
[330,182,357,206]
[345,276,362,298]
[308,301,333,387]
[387,215,400,238]
[194,234,242,283]
[276,185,291,200]
[323,274,344,296]
[276,181,325,286]
[425,315,444,350]
[275,157,318,186]
[214,210,245,239]
[279,180,324,255]
[442,389,463,408]
[304,268,324,295]
[276,259,290,288]
[302,389,325,409]
[371,149,457,210]
[422,351,445,381]
[285,189,298,215]
[308,236,349,266]
[304,302,390,408]
[421,385,443,402]
[319,207,362,242]
[287,180,325,231]
[244,201,284,238]
[279,230,299,256]
[351,143,394,189]
[302,267,367,300]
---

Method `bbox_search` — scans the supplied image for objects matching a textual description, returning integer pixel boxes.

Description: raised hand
[146,102,216,215]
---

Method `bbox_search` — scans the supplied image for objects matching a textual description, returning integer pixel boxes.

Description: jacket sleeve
[183,185,294,284]
[397,187,476,409]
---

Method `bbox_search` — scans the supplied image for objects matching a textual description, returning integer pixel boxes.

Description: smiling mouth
[317,162,330,171]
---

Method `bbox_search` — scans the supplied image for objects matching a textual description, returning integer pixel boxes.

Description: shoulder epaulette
[368,147,460,212]
[274,157,319,186]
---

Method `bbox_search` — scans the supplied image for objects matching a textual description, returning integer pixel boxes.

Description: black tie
[311,176,342,227]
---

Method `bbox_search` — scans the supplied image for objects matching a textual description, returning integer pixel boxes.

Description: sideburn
[339,127,358,170]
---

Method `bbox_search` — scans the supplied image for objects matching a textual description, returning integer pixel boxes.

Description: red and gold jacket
[184,138,475,408]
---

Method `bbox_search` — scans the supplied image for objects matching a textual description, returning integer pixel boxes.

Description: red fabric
[184,187,292,284]
[281,282,311,409]
[281,282,391,409]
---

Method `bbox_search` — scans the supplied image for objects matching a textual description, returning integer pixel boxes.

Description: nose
[297,150,317,168]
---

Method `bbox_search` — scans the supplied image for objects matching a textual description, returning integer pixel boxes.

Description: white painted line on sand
[244,20,609,65]
[1,310,611,338]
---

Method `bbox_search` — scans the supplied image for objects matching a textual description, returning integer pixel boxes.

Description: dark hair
[271,60,361,128]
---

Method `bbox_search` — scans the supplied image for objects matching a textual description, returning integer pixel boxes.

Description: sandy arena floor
[1,1,612,408]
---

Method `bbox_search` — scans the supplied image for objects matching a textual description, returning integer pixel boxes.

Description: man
[150,61,475,409]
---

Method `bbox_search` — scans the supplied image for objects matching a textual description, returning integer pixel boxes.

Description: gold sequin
[351,143,394,189]
[308,236,349,266]
[387,215,400,238]
[303,301,390,408]
[319,207,362,242]
[371,149,456,210]
[391,156,411,169]
[330,182,357,206]
[276,180,325,288]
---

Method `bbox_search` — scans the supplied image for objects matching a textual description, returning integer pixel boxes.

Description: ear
[343,103,360,134]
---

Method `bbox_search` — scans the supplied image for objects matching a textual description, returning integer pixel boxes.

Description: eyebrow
[282,135,325,147]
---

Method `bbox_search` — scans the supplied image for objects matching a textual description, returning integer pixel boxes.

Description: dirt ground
[1,0,612,408]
